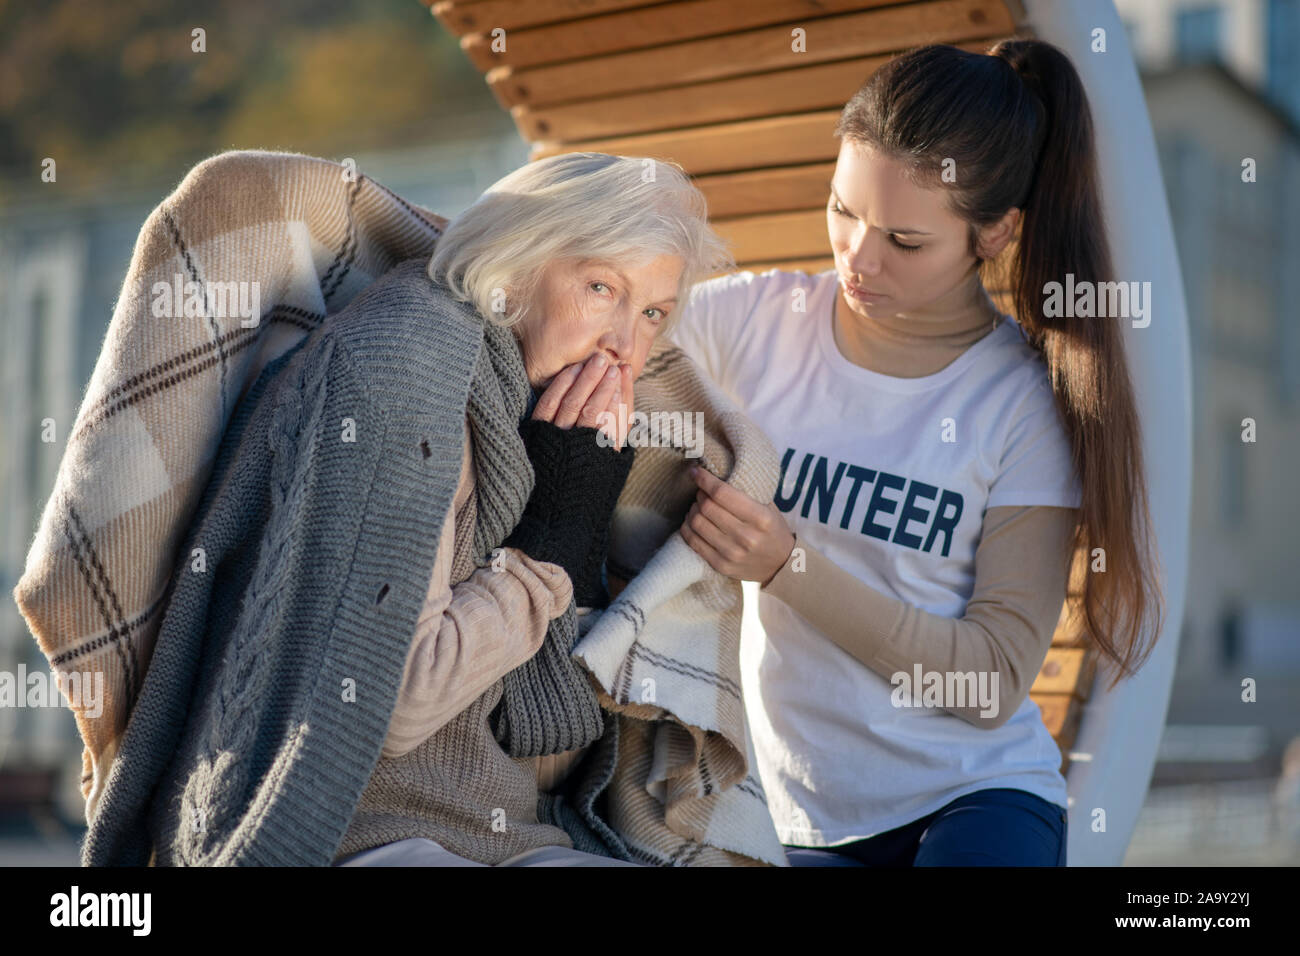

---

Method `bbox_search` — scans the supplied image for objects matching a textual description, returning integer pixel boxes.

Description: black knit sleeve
[502,418,636,607]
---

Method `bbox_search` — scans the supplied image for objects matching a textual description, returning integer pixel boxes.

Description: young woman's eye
[831,200,920,252]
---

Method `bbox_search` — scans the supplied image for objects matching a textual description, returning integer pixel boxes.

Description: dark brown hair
[834,39,1165,687]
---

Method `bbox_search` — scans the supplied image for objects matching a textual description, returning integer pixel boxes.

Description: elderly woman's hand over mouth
[529,353,635,451]
[504,354,638,608]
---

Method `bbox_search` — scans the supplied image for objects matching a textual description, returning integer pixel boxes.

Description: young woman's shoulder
[668,268,835,385]
[980,315,1058,393]
[677,267,834,340]
[688,265,833,302]
[981,317,1082,510]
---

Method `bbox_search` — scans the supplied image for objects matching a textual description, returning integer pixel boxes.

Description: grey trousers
[334,837,643,867]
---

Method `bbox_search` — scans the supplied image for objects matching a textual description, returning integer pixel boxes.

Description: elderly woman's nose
[600,310,638,359]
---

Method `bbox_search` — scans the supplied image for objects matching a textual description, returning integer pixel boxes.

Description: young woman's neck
[831,273,1003,378]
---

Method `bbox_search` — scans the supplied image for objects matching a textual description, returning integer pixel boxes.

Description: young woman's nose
[845,228,885,278]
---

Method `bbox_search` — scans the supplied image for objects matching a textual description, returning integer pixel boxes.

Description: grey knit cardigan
[80,258,587,866]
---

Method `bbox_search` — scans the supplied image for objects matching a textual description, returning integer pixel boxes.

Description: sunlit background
[1,0,1297,866]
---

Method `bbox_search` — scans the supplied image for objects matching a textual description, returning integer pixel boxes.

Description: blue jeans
[783,788,1068,867]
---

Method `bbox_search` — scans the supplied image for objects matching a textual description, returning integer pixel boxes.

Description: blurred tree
[0,0,502,202]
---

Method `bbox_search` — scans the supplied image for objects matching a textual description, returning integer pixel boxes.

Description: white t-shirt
[664,268,1081,846]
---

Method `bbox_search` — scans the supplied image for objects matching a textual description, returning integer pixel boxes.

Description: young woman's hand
[530,353,634,451]
[679,465,796,586]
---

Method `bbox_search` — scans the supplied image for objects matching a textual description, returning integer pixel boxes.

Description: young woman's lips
[841,275,887,302]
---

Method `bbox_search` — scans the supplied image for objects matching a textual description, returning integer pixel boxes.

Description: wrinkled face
[827,139,1008,321]
[516,253,683,389]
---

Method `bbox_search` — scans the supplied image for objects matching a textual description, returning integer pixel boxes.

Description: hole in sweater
[376,583,390,604]
[420,440,431,459]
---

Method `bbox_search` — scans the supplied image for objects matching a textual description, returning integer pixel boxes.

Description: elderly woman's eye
[644,308,664,322]
[589,281,610,294]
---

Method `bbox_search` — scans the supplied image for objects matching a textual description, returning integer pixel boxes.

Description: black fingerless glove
[502,418,636,608]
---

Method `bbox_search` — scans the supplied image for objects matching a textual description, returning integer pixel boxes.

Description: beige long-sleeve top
[340,416,583,864]
[760,503,1079,729]
[381,418,577,766]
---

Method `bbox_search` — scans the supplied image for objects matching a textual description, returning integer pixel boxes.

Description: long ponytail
[835,39,1166,685]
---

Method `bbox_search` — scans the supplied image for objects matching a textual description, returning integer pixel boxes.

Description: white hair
[427,152,733,337]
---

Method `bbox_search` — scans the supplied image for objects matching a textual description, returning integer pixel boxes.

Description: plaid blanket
[12,149,788,867]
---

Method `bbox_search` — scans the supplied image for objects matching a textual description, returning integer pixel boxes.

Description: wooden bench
[427,0,1095,770]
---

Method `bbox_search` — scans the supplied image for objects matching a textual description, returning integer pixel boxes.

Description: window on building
[1267,0,1300,124]
[1176,5,1223,63]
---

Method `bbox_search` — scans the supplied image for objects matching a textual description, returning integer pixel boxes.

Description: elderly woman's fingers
[577,362,620,431]
[531,356,631,445]
[586,375,622,450]
[532,362,583,423]
[594,363,633,451]
[594,381,620,450]
[620,363,634,439]
[603,365,634,450]
[554,354,614,428]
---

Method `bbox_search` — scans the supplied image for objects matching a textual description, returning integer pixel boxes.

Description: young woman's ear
[975,207,1021,260]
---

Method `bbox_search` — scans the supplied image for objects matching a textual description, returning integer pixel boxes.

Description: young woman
[665,40,1166,866]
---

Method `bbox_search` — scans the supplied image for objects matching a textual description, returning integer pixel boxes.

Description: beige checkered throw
[12,149,789,866]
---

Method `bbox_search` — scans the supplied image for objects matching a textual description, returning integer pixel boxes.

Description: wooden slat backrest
[535,111,842,176]
[515,55,895,143]
[437,0,1093,765]
[695,163,838,220]
[432,1,669,36]
[453,0,905,72]
[485,1,1013,108]
[1035,547,1099,774]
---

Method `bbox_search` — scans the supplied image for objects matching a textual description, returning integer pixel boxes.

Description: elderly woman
[77,151,729,867]
[328,152,728,867]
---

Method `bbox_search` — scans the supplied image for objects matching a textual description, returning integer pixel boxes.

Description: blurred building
[1113,0,1300,757]
[1114,0,1300,863]
[1149,56,1300,734]
[1117,0,1300,124]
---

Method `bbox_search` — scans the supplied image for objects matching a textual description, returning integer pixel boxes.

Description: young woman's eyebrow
[828,181,933,236]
